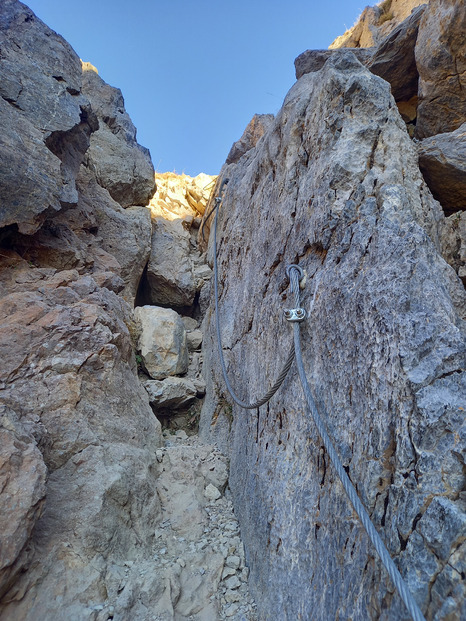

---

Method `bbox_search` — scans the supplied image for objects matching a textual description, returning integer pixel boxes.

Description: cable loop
[211,185,426,621]
[213,181,294,410]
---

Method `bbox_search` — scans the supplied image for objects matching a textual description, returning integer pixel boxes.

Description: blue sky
[26,0,367,176]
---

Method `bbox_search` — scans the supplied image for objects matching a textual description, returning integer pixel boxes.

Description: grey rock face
[418,123,466,214]
[82,64,156,207]
[0,407,46,599]
[201,51,466,620]
[294,48,374,80]
[226,113,275,165]
[0,0,97,234]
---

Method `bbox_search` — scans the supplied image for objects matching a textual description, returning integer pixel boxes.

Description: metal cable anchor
[284,264,306,322]
[284,308,306,322]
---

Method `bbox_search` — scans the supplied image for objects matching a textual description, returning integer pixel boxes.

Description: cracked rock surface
[200,49,466,620]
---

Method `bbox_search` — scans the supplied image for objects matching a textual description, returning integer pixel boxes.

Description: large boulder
[146,217,198,308]
[81,62,156,207]
[418,123,466,214]
[415,0,466,138]
[368,3,426,100]
[143,377,197,410]
[294,48,373,80]
[134,305,188,379]
[201,51,465,620]
[0,257,163,620]
[0,0,97,234]
[441,210,466,285]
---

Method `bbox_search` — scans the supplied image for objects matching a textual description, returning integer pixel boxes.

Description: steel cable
[212,188,295,409]
[289,268,426,621]
[211,182,426,620]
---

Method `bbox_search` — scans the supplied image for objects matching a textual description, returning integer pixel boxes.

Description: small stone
[225,521,238,532]
[226,555,241,569]
[181,316,199,332]
[224,603,239,617]
[241,567,249,581]
[225,589,241,603]
[204,483,222,501]
[177,558,186,568]
[194,264,213,280]
[187,329,203,351]
[160,548,166,555]
[222,566,236,580]
[224,575,241,590]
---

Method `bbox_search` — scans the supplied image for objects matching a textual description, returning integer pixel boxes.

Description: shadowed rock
[82,63,156,207]
[0,0,97,234]
[368,4,426,100]
[415,0,466,138]
[418,123,466,214]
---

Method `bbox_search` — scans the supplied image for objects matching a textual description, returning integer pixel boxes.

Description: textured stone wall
[200,50,466,620]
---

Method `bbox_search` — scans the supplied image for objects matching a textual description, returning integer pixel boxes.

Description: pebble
[222,566,236,580]
[224,575,241,590]
[204,483,222,501]
[147,431,257,619]
[224,603,239,617]
[226,555,240,569]
[225,589,241,603]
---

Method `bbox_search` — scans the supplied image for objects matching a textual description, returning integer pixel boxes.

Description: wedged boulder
[143,377,197,410]
[415,0,466,138]
[201,50,466,620]
[0,0,97,234]
[294,48,373,80]
[146,217,197,308]
[0,407,47,599]
[418,123,466,214]
[368,4,425,100]
[226,113,275,165]
[81,63,156,207]
[76,167,152,303]
[134,305,188,379]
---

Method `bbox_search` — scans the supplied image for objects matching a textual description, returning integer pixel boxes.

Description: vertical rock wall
[200,50,465,620]
[0,2,162,618]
